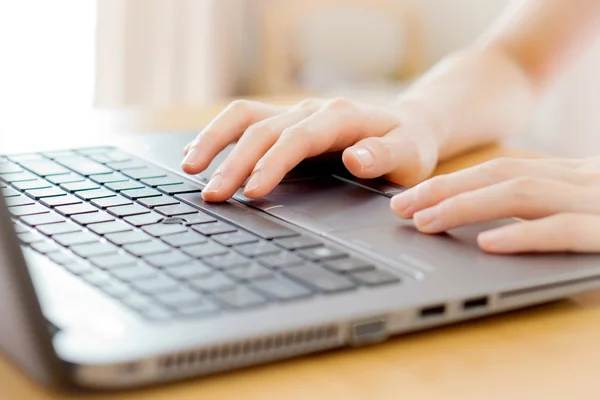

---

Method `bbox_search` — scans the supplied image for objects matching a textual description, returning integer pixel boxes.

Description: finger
[342,126,438,185]
[201,107,319,202]
[391,157,595,219]
[411,177,595,233]
[478,213,600,254]
[181,100,285,174]
[243,98,399,198]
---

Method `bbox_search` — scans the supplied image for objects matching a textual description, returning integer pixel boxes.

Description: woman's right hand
[181,97,445,202]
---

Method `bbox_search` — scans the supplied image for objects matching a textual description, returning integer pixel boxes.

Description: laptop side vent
[156,325,341,378]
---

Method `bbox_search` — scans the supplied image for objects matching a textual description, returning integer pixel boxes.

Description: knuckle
[244,121,278,139]
[507,177,543,201]
[296,97,322,109]
[281,125,311,139]
[228,99,254,114]
[324,97,354,110]
[481,157,517,179]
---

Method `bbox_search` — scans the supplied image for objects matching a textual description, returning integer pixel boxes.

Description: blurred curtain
[95,0,245,108]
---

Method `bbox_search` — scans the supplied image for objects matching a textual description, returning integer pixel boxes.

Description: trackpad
[241,177,396,234]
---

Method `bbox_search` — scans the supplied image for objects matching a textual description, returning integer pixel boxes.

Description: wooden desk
[2,101,599,400]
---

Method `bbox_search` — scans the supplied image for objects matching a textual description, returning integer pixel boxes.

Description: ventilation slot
[500,274,600,299]
[157,325,339,375]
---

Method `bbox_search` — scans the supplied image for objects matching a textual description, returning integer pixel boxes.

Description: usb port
[463,297,488,311]
[419,304,446,319]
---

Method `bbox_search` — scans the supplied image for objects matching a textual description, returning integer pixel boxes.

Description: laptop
[3,131,600,390]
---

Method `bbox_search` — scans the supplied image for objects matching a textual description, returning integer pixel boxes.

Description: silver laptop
[3,131,600,390]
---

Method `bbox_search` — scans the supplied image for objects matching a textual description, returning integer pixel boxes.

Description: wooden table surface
[2,99,600,400]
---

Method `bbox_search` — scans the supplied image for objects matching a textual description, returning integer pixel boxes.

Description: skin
[182,0,600,254]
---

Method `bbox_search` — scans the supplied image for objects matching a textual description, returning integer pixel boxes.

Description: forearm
[393,0,600,161]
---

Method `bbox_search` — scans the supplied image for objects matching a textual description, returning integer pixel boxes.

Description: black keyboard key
[89,253,138,269]
[106,159,148,170]
[38,221,81,236]
[130,275,180,294]
[87,220,132,235]
[284,264,356,293]
[12,179,52,191]
[161,231,207,247]
[71,211,114,225]
[192,221,237,236]
[257,252,304,269]
[55,203,97,216]
[137,195,179,208]
[53,231,99,247]
[60,180,101,192]
[56,156,112,175]
[46,173,85,184]
[5,195,34,207]
[165,261,213,280]
[140,175,184,187]
[323,258,375,273]
[31,241,61,254]
[123,167,167,180]
[155,203,197,217]
[176,193,299,239]
[180,241,228,258]
[157,182,202,195]
[180,212,217,225]
[107,204,150,218]
[212,231,258,246]
[25,187,67,199]
[297,246,347,261]
[142,223,187,237]
[91,196,132,209]
[144,251,192,268]
[204,252,249,269]
[75,188,115,201]
[19,160,70,176]
[40,194,82,208]
[350,269,400,286]
[105,230,152,246]
[234,240,281,257]
[123,240,171,257]
[121,187,162,200]
[250,276,312,301]
[111,265,158,282]
[89,172,128,184]
[189,273,236,293]
[156,288,205,307]
[21,212,64,226]
[274,236,322,250]
[9,204,48,217]
[104,180,144,192]
[70,242,119,258]
[18,232,45,244]
[123,212,164,227]
[213,287,267,309]
[226,263,274,281]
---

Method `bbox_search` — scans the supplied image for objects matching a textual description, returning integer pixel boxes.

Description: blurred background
[2,0,600,156]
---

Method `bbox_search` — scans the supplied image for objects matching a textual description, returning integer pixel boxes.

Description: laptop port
[462,297,488,311]
[349,319,388,345]
[419,304,446,319]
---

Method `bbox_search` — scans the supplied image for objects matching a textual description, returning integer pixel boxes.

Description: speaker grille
[157,325,341,377]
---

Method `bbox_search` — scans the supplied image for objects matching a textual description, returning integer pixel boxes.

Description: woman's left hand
[391,157,600,254]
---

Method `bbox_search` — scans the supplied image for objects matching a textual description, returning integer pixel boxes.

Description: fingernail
[181,147,201,167]
[351,148,375,171]
[203,173,222,193]
[478,229,508,251]
[391,192,413,216]
[413,207,439,232]
[245,170,262,193]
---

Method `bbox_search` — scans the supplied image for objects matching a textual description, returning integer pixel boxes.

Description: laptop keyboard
[1,148,400,321]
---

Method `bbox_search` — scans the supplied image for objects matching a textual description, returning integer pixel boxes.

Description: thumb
[341,127,439,186]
